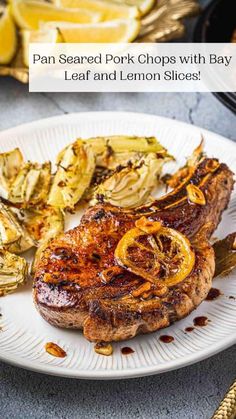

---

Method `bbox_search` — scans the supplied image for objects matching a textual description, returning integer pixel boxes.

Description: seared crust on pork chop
[33,158,234,342]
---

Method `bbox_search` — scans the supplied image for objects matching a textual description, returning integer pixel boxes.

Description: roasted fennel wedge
[14,205,64,246]
[9,161,51,207]
[91,153,168,208]
[163,140,205,189]
[0,148,23,199]
[86,136,171,170]
[48,139,95,210]
[0,202,35,253]
[0,249,28,296]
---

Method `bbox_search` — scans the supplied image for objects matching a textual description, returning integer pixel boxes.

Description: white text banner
[29,43,236,93]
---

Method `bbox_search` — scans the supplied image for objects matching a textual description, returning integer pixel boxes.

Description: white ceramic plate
[0,112,235,380]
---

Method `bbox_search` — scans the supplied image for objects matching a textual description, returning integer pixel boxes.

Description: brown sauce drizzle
[206,288,221,301]
[159,335,174,343]
[185,327,194,332]
[121,347,134,355]
[229,296,235,300]
[193,316,208,327]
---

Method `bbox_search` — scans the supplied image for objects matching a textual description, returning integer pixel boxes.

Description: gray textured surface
[0,0,236,417]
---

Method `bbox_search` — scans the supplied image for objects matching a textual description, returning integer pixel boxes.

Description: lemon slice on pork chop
[21,29,61,67]
[114,0,155,16]
[42,19,140,42]
[53,0,139,21]
[0,6,17,65]
[10,0,101,30]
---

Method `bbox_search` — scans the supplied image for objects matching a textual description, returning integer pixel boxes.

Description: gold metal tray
[212,380,236,419]
[0,0,200,83]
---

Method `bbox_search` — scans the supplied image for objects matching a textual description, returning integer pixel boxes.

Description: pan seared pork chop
[33,158,234,342]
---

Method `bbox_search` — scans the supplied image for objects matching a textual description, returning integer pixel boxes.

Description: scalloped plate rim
[0,335,236,380]
[0,111,235,150]
[0,332,235,380]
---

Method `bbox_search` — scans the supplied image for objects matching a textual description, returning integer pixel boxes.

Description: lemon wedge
[41,19,140,42]
[0,6,17,65]
[10,0,102,30]
[21,29,61,67]
[114,0,155,16]
[54,0,139,21]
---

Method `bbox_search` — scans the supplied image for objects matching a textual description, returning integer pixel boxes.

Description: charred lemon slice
[115,217,195,287]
